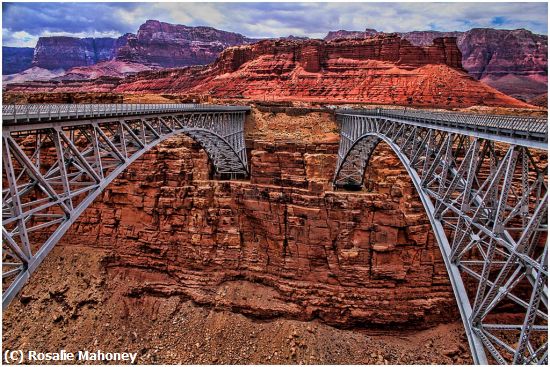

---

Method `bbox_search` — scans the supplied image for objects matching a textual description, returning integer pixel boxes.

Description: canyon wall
[2,46,34,74]
[5,35,533,108]
[5,22,546,103]
[32,36,126,70]
[204,35,464,73]
[460,29,548,101]
[34,109,459,329]
[324,28,548,101]
[112,36,529,108]
[116,20,256,68]
[4,20,254,76]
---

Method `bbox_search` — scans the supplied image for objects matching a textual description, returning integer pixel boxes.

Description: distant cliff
[32,36,126,70]
[115,20,257,67]
[115,35,527,108]
[5,22,547,103]
[324,28,548,101]
[324,29,378,41]
[3,47,34,74]
[4,20,255,75]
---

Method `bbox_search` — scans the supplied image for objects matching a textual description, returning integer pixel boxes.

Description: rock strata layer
[5,20,254,75]
[44,113,459,328]
[32,36,126,70]
[325,28,548,100]
[112,36,528,108]
[116,20,256,67]
[6,35,530,108]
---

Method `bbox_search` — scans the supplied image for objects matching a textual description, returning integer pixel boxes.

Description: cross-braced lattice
[334,108,548,365]
[2,104,249,307]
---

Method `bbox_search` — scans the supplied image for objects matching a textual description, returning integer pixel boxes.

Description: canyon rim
[1,1,548,366]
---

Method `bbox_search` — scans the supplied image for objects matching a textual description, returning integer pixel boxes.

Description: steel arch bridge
[334,108,548,365]
[2,103,250,307]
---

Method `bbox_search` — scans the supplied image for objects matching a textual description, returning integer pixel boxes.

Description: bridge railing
[2,103,250,123]
[337,108,548,144]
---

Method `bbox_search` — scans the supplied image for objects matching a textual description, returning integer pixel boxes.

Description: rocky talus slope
[53,60,158,81]
[2,109,472,364]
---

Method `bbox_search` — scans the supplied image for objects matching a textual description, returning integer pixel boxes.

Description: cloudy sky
[2,1,548,47]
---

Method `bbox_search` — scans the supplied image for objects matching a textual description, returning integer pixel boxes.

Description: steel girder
[334,112,548,365]
[2,109,249,307]
[2,103,249,123]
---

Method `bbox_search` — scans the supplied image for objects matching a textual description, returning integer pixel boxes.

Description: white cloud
[3,30,38,48]
[40,30,122,39]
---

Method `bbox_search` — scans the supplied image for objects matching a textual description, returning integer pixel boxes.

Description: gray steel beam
[333,111,548,365]
[2,105,250,308]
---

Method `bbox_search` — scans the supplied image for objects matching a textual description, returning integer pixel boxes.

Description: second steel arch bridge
[333,108,548,365]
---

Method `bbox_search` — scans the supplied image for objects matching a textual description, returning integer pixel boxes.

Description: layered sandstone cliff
[2,107,487,364]
[325,29,379,41]
[5,35,532,108]
[113,36,529,108]
[461,29,548,101]
[116,20,256,68]
[324,28,548,100]
[32,36,126,70]
[6,23,547,104]
[16,109,455,330]
[6,20,255,76]
[2,123,472,362]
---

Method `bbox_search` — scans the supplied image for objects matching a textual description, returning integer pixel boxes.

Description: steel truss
[334,110,548,365]
[2,105,250,307]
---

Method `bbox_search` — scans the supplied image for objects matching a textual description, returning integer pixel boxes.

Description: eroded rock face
[113,36,528,108]
[50,117,458,329]
[459,29,547,79]
[12,20,253,75]
[325,29,379,41]
[32,36,123,70]
[7,35,531,108]
[324,28,548,101]
[2,46,34,75]
[461,29,548,101]
[115,20,256,68]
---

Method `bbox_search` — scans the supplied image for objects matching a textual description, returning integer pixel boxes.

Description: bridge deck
[2,103,251,125]
[336,108,548,150]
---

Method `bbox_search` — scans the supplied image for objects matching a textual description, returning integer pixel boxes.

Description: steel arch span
[333,109,548,365]
[2,104,250,308]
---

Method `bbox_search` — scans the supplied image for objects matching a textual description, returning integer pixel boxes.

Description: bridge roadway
[2,103,250,308]
[334,108,548,365]
[2,104,548,365]
[2,103,249,124]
